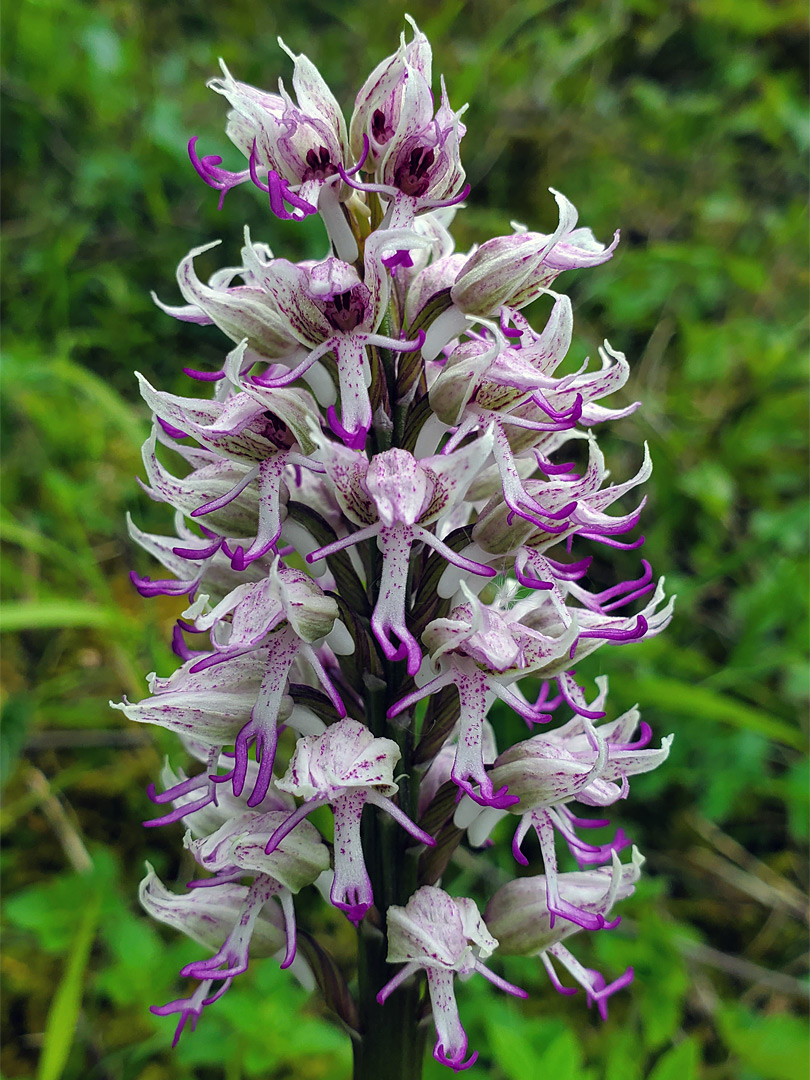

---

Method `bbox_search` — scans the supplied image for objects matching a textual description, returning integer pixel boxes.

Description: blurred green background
[2,0,808,1077]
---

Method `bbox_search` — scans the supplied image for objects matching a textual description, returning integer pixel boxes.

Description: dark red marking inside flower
[371,109,395,145]
[302,145,339,183]
[322,287,368,332]
[395,146,435,197]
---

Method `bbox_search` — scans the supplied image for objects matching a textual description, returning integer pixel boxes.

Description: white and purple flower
[265,718,435,923]
[379,886,527,1071]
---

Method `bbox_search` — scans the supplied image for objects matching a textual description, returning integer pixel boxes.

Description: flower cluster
[118,20,673,1073]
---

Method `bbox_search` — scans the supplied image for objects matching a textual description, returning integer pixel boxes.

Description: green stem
[353,715,427,1080]
[351,362,428,1078]
[353,591,426,1076]
[353,918,427,1080]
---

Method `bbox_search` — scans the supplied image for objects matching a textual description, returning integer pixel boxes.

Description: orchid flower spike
[123,19,672,1068]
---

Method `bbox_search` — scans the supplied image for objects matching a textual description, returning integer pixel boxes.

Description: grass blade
[36,890,102,1080]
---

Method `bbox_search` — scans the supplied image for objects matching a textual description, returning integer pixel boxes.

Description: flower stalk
[353,674,428,1079]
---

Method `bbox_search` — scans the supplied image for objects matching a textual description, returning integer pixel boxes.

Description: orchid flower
[237,229,430,447]
[142,801,329,1041]
[379,886,527,1071]
[205,46,352,240]
[342,71,469,233]
[141,865,288,1045]
[304,436,496,674]
[420,189,619,361]
[136,368,322,569]
[389,583,576,808]
[349,16,433,171]
[485,848,644,1017]
[456,703,671,929]
[265,719,435,923]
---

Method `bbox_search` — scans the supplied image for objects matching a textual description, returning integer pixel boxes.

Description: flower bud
[485,847,644,955]
[187,810,330,892]
[350,16,433,169]
[139,863,287,956]
[451,190,618,317]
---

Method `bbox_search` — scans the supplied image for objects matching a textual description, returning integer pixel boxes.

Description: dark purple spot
[321,287,368,333]
[371,109,394,145]
[394,146,435,197]
[302,145,338,183]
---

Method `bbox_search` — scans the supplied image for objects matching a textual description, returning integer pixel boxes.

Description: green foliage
[2,0,807,1078]
[174,962,352,1079]
[646,1038,699,1080]
[36,892,102,1080]
[716,1005,810,1080]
